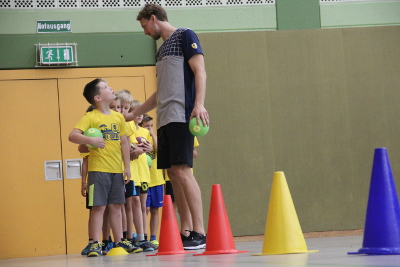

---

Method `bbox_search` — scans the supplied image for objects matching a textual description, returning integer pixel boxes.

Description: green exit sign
[40,46,74,64]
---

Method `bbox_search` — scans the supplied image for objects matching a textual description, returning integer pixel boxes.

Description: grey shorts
[87,171,125,206]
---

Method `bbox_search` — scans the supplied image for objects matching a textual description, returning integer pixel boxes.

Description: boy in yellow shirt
[139,114,165,247]
[130,100,157,250]
[69,79,138,256]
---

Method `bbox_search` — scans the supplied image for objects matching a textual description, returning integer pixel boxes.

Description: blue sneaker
[87,242,103,257]
[81,243,91,255]
[102,241,114,255]
[137,240,155,252]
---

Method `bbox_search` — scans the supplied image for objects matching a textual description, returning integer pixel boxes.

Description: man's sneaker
[116,239,143,253]
[87,242,103,257]
[136,240,155,252]
[81,243,91,255]
[150,239,159,248]
[183,231,206,250]
[181,233,191,243]
[102,241,114,255]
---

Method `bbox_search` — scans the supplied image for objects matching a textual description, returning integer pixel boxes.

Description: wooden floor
[3,231,400,267]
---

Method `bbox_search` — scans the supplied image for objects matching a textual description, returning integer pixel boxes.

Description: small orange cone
[195,184,247,256]
[147,195,195,256]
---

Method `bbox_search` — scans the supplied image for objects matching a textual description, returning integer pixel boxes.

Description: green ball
[189,117,209,137]
[147,154,153,167]
[84,128,103,148]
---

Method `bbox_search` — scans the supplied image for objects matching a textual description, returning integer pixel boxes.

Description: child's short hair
[115,89,133,104]
[139,114,153,126]
[86,105,95,112]
[130,99,142,112]
[83,78,105,105]
[142,114,153,122]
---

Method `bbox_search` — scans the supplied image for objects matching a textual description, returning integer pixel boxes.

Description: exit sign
[37,20,72,33]
[40,46,74,64]
[35,42,78,67]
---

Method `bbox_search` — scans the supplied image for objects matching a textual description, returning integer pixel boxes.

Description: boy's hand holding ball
[84,128,105,148]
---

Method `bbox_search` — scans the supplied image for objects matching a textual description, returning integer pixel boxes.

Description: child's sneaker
[87,242,103,257]
[116,239,143,253]
[132,232,138,242]
[136,240,155,252]
[102,241,114,255]
[81,243,91,255]
[150,239,159,249]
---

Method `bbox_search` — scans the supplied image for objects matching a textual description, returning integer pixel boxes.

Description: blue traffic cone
[348,148,400,255]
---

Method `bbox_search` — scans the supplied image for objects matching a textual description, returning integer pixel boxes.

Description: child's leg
[150,207,159,237]
[121,204,127,237]
[89,206,106,242]
[107,203,123,242]
[140,192,148,239]
[125,196,134,239]
[102,206,111,241]
[132,195,144,238]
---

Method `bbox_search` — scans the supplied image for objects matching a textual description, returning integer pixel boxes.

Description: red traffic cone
[148,195,195,256]
[195,184,247,256]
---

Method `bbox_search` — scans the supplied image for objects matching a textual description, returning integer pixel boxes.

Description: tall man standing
[125,3,209,250]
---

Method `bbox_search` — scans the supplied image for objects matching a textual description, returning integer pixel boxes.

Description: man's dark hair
[83,78,103,105]
[136,4,168,22]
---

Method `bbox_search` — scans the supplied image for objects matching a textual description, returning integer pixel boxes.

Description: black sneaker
[183,231,206,250]
[181,233,191,243]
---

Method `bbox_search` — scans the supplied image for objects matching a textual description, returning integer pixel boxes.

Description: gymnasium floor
[2,234,400,267]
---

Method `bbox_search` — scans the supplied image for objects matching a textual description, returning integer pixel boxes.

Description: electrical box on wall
[65,159,82,179]
[35,43,78,67]
[44,160,63,181]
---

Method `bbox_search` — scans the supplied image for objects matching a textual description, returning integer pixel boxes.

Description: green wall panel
[276,0,320,30]
[320,1,400,28]
[0,6,277,35]
[194,25,400,236]
[0,32,156,69]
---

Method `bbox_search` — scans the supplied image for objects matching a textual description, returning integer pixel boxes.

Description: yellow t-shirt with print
[164,137,199,181]
[128,121,140,186]
[74,109,127,173]
[124,121,137,181]
[147,135,165,187]
[132,125,151,184]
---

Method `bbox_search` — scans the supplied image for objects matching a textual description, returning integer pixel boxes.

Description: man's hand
[190,105,209,127]
[124,112,134,122]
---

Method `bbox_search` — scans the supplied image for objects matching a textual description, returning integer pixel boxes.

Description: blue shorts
[134,186,140,197]
[124,180,136,198]
[146,185,164,208]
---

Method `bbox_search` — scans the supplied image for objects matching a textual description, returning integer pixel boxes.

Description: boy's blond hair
[115,89,133,104]
[130,99,142,112]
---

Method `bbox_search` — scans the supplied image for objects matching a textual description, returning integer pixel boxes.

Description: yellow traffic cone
[107,247,129,256]
[253,171,317,255]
